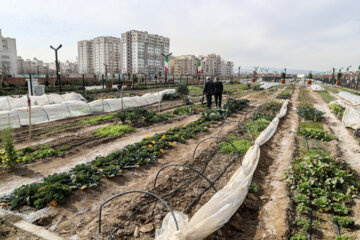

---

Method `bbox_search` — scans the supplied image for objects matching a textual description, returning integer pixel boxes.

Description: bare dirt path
[0,114,200,197]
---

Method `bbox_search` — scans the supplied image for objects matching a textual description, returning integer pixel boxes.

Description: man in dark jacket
[214,77,223,107]
[203,77,215,109]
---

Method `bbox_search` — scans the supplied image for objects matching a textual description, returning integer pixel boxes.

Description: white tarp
[311,84,324,91]
[338,91,360,105]
[259,82,280,89]
[342,106,360,129]
[155,100,289,240]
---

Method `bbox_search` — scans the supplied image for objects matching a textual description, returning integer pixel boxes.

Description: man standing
[214,77,223,107]
[203,77,215,109]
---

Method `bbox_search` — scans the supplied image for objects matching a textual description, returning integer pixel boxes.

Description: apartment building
[200,53,234,76]
[170,55,197,75]
[78,36,121,75]
[121,30,170,74]
[17,57,44,75]
[0,29,17,76]
[220,59,234,76]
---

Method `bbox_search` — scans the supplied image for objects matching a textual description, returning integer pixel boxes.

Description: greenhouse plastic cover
[0,89,175,130]
[311,84,324,91]
[337,91,360,105]
[0,92,85,111]
[155,100,289,240]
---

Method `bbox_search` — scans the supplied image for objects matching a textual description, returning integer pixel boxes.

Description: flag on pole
[197,62,201,75]
[164,57,169,72]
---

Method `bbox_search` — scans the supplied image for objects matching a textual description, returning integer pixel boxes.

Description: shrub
[176,84,189,100]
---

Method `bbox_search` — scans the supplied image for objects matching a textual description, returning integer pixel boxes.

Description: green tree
[308,72,313,79]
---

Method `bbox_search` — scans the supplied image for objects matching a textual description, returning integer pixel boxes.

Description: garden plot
[0,85,299,239]
[43,99,285,240]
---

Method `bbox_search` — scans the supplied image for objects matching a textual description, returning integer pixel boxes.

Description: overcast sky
[1,0,359,72]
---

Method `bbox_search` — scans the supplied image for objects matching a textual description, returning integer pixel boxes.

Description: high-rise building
[0,29,17,76]
[121,30,170,75]
[170,55,197,75]
[220,59,234,76]
[200,54,234,76]
[78,36,121,75]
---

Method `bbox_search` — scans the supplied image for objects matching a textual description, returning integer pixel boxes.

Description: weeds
[93,125,135,138]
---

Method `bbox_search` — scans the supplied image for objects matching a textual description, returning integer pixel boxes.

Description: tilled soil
[0,114,200,197]
[40,110,252,240]
[205,87,298,240]
[0,86,287,240]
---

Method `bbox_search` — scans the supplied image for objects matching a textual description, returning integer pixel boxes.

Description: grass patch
[298,87,313,104]
[218,136,253,154]
[277,89,292,99]
[315,90,336,103]
[81,113,117,124]
[93,125,135,138]
[299,122,323,130]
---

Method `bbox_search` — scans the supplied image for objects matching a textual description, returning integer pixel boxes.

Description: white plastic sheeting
[0,89,176,130]
[329,100,360,130]
[338,91,360,105]
[0,92,84,111]
[342,106,360,129]
[155,100,290,240]
[259,82,280,89]
[311,84,324,91]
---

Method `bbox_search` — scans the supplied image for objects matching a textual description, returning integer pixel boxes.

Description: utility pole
[238,66,241,79]
[104,64,108,88]
[37,66,40,79]
[50,44,62,93]
[161,52,172,84]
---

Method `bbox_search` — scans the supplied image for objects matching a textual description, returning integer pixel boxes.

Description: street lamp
[50,44,62,93]
[161,52,172,83]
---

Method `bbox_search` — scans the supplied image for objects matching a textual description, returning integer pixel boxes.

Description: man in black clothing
[203,77,215,109]
[214,77,223,107]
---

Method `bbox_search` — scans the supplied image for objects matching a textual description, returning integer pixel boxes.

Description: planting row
[0,99,249,210]
[0,104,204,169]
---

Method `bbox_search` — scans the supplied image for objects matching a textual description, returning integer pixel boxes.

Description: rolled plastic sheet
[155,100,290,240]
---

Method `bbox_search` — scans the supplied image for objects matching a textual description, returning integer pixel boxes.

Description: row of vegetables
[0,99,249,210]
[288,87,359,240]
[0,104,207,168]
